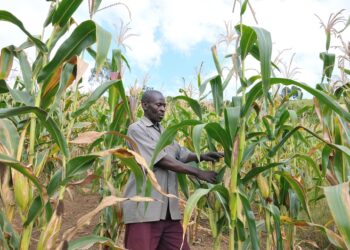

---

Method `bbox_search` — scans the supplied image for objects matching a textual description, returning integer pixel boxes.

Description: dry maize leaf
[71,131,139,153]
[70,131,105,144]
[0,162,15,220]
[75,56,89,85]
[41,55,83,99]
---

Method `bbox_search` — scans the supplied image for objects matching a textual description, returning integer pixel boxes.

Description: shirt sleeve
[127,125,167,166]
[174,142,191,162]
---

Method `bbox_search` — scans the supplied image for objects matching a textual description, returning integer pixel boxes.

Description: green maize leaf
[0,80,8,93]
[265,204,283,250]
[0,106,69,157]
[324,182,350,249]
[173,96,202,120]
[242,80,262,116]
[0,154,47,201]
[192,124,206,162]
[211,46,222,76]
[213,186,230,223]
[322,146,332,177]
[210,75,224,116]
[114,76,131,123]
[236,218,246,241]
[107,105,127,148]
[276,171,312,221]
[18,39,34,51]
[49,63,75,115]
[242,140,266,165]
[204,122,232,154]
[192,122,231,165]
[262,117,273,139]
[224,106,240,142]
[66,155,99,177]
[182,185,226,240]
[0,47,14,80]
[245,78,350,122]
[0,211,20,249]
[32,52,44,79]
[95,24,112,74]
[113,151,144,194]
[91,0,103,15]
[52,0,83,27]
[38,20,110,83]
[291,154,322,179]
[16,50,33,92]
[47,170,63,197]
[238,191,260,250]
[149,119,201,168]
[320,52,335,83]
[108,50,123,111]
[199,75,213,97]
[334,139,345,183]
[235,24,257,60]
[269,125,350,158]
[242,163,283,184]
[177,173,189,198]
[47,19,73,52]
[72,80,122,118]
[0,118,19,157]
[222,66,235,90]
[0,10,47,52]
[251,27,272,105]
[8,88,34,106]
[43,4,55,27]
[68,235,123,250]
[23,196,43,227]
[240,0,249,15]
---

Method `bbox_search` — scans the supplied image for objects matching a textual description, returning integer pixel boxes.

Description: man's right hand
[196,169,217,184]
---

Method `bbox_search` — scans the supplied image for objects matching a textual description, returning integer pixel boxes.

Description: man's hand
[196,169,218,184]
[200,152,224,162]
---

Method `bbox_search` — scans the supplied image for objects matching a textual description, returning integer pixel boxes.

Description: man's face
[142,92,166,123]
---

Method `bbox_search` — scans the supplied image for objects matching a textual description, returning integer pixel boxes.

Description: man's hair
[141,90,163,103]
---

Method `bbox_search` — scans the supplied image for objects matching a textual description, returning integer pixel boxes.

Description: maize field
[0,0,349,249]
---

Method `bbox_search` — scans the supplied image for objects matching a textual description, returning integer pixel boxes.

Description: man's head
[141,90,166,123]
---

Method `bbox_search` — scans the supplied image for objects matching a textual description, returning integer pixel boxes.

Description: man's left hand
[200,152,224,162]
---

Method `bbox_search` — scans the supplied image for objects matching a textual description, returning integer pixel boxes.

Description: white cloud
[1,0,349,96]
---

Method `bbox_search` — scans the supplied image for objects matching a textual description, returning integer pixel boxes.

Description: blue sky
[1,0,349,100]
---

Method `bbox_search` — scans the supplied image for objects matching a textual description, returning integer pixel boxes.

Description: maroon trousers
[124,220,190,250]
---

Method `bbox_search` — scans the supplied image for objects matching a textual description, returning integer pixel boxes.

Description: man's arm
[155,155,217,184]
[183,152,224,163]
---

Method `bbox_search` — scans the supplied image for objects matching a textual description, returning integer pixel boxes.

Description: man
[123,90,223,250]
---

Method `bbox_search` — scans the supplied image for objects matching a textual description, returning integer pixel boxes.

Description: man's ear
[141,102,148,110]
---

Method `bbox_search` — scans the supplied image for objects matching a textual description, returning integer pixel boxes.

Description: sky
[0,0,349,99]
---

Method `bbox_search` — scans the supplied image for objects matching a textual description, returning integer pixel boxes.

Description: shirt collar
[140,116,155,127]
[140,116,164,132]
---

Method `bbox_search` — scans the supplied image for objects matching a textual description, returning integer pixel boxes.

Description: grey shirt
[123,116,191,224]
